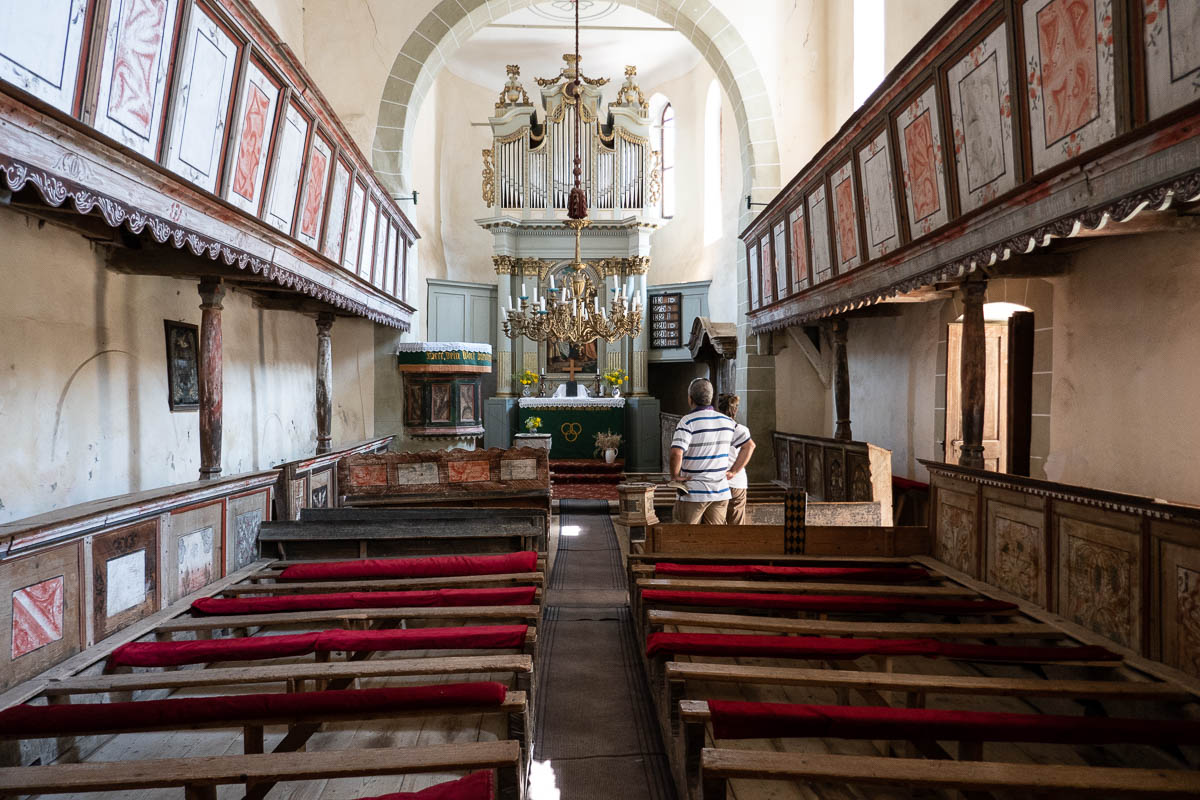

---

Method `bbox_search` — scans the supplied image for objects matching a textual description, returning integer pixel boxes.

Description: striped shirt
[727,422,753,490]
[671,406,739,502]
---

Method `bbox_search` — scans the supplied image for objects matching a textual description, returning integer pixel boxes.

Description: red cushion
[892,477,929,490]
[109,625,530,667]
[361,771,494,800]
[645,632,1118,663]
[0,683,508,737]
[192,587,537,615]
[707,701,1200,746]
[653,564,931,582]
[280,552,539,581]
[318,625,529,654]
[640,590,1017,614]
[111,632,321,667]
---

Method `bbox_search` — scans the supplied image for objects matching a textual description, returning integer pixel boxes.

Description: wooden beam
[198,280,225,480]
[958,279,987,468]
[315,313,334,454]
[831,318,851,441]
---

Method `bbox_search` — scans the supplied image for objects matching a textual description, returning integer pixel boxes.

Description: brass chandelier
[501,0,643,345]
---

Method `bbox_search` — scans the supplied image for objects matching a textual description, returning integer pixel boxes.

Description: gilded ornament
[481,149,495,206]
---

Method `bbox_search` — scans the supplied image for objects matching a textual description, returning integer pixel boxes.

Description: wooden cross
[565,358,579,381]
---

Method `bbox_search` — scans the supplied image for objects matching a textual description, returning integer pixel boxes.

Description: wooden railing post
[958,279,987,469]
[832,318,852,441]
[315,313,335,454]
[198,279,226,480]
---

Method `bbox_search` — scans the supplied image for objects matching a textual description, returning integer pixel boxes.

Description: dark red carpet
[551,459,623,501]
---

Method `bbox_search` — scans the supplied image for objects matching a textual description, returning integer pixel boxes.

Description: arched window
[660,102,676,219]
[853,0,886,108]
[703,80,722,244]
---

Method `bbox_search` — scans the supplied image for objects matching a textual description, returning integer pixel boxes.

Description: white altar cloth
[518,397,625,409]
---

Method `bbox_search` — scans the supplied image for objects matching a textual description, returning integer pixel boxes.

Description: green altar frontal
[518,399,625,459]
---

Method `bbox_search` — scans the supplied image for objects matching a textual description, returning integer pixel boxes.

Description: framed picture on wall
[163,320,200,411]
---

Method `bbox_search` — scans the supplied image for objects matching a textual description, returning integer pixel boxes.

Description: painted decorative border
[0,155,409,329]
[518,397,626,408]
[395,342,494,353]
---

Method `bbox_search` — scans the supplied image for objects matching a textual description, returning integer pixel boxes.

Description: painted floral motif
[299,148,328,239]
[448,460,490,483]
[11,577,65,659]
[232,84,270,201]
[1065,534,1134,646]
[833,176,858,264]
[904,111,940,221]
[1176,565,1200,677]
[789,208,808,289]
[992,516,1041,602]
[760,235,775,300]
[1036,0,1100,144]
[107,0,168,137]
[937,502,974,574]
[1142,0,1200,119]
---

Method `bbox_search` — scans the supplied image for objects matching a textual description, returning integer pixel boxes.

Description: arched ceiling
[371,0,781,226]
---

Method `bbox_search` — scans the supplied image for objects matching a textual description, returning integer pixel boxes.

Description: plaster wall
[773,332,833,442]
[1047,233,1200,505]
[253,0,306,64]
[845,304,941,482]
[0,212,375,525]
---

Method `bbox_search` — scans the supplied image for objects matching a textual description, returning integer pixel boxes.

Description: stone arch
[371,0,780,226]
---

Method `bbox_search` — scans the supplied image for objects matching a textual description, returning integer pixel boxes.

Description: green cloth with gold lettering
[518,404,624,459]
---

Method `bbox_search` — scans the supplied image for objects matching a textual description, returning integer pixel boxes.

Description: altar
[518,397,625,460]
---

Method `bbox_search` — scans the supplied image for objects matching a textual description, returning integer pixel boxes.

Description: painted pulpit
[397,342,492,449]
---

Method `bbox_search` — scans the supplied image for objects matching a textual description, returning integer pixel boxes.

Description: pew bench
[0,740,523,799]
[697,748,1200,799]
[636,577,976,598]
[157,604,542,635]
[220,571,546,595]
[646,610,1063,639]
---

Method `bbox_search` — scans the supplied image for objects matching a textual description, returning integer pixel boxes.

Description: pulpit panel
[1054,503,1142,650]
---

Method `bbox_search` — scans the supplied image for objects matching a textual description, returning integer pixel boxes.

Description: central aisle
[532,500,676,799]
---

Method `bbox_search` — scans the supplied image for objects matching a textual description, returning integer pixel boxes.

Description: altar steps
[550,459,624,500]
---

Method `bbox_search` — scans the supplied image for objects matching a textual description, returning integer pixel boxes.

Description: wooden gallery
[0,0,1199,798]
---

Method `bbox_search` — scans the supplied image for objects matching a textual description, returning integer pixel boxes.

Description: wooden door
[945,321,1009,471]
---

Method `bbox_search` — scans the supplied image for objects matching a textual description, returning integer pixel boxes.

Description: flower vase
[604,448,617,464]
[522,385,531,397]
[527,428,539,435]
[611,386,621,398]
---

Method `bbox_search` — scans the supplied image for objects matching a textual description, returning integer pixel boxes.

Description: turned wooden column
[197,279,226,480]
[315,313,335,454]
[832,318,852,441]
[958,278,988,469]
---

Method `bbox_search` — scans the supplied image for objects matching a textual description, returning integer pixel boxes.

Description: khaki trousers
[726,488,748,525]
[673,499,730,524]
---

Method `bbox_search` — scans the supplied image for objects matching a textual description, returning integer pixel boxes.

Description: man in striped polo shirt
[668,378,752,524]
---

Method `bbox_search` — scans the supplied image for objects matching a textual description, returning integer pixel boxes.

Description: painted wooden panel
[1143,0,1200,119]
[373,206,389,288]
[1056,505,1141,648]
[360,197,378,281]
[225,489,269,573]
[748,243,760,308]
[165,501,223,602]
[807,185,833,284]
[896,83,950,238]
[322,158,351,261]
[857,128,901,259]
[0,0,91,113]
[309,468,331,509]
[342,179,366,272]
[0,543,81,690]
[760,233,775,303]
[224,59,279,215]
[830,159,861,272]
[264,100,309,233]
[788,205,809,292]
[289,476,306,520]
[1022,0,1117,173]
[947,21,1017,212]
[772,220,788,301]
[383,220,397,295]
[162,2,238,193]
[297,133,332,247]
[1158,538,1200,678]
[91,0,182,157]
[92,519,158,640]
[935,486,978,576]
[985,494,1047,605]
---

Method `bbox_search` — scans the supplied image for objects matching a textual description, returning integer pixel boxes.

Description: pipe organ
[484,59,657,216]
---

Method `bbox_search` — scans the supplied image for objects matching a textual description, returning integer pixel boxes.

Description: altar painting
[547,339,598,375]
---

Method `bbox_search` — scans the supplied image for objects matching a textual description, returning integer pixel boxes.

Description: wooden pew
[301,505,549,550]
[260,514,545,560]
[697,748,1200,799]
[643,522,931,557]
[647,610,1062,638]
[157,604,542,635]
[219,571,545,595]
[0,740,523,799]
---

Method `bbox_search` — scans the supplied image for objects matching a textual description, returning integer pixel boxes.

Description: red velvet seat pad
[362,771,493,800]
[318,625,529,654]
[192,587,537,615]
[654,564,931,582]
[111,632,321,667]
[0,683,508,738]
[640,590,1017,615]
[110,625,530,667]
[280,552,539,581]
[645,632,1118,663]
[707,701,1200,746]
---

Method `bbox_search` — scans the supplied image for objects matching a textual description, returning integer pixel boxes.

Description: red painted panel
[232,84,270,201]
[11,576,65,659]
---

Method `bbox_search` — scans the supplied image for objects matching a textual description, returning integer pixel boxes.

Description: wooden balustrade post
[197,279,225,480]
[832,318,852,441]
[315,313,335,454]
[958,278,988,469]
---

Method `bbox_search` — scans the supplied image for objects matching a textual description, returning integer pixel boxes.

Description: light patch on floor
[560,525,582,537]
[528,758,561,800]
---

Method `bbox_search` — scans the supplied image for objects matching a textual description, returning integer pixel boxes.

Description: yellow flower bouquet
[515,369,538,387]
[524,416,543,433]
[603,368,628,388]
